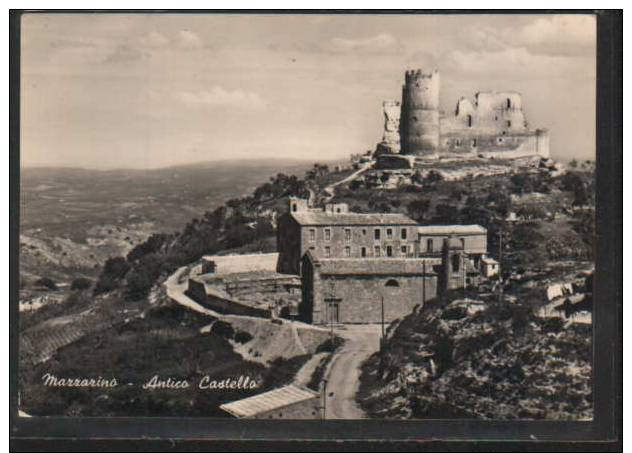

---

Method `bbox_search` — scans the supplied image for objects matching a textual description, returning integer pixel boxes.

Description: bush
[94,256,130,295]
[35,277,57,290]
[316,336,344,353]
[70,277,92,291]
[211,321,234,339]
[234,331,253,344]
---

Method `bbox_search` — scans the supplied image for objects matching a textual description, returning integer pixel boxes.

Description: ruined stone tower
[400,69,440,156]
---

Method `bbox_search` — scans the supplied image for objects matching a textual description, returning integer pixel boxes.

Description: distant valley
[19,159,323,283]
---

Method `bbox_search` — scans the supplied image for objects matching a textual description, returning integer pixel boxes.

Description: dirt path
[322,162,373,203]
[323,324,382,419]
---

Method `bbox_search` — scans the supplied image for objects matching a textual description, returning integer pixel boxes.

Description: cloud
[464,15,596,57]
[103,44,147,64]
[50,38,97,49]
[445,46,593,79]
[138,31,170,49]
[324,33,401,54]
[514,15,595,56]
[136,30,204,51]
[176,87,266,111]
[177,30,203,50]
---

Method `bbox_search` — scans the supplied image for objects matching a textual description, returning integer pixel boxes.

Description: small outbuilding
[219,385,321,419]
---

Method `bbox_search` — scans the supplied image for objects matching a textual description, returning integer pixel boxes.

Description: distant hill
[19,159,326,282]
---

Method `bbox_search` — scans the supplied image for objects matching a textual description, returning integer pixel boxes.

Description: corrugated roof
[291,211,417,226]
[417,224,487,235]
[315,257,437,276]
[220,385,319,418]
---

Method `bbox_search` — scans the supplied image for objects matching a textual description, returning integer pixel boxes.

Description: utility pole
[381,294,385,343]
[498,226,503,304]
[322,378,328,420]
[422,260,426,306]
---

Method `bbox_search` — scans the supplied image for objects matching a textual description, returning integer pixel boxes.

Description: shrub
[35,277,57,290]
[234,331,253,344]
[211,321,234,339]
[94,256,130,295]
[70,277,92,291]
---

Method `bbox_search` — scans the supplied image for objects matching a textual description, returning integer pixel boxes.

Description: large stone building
[376,69,550,161]
[277,198,496,325]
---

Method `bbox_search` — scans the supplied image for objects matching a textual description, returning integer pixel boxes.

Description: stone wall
[186,279,272,318]
[312,274,437,324]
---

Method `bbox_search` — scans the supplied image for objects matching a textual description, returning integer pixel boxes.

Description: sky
[20,13,596,169]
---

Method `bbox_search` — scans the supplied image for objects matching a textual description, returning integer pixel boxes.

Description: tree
[70,277,92,291]
[426,170,444,184]
[407,198,431,221]
[433,203,460,224]
[35,277,57,290]
[94,256,130,295]
[510,173,534,195]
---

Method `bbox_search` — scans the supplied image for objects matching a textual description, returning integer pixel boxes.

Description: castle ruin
[375,69,550,161]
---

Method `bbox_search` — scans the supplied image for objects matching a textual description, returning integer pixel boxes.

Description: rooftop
[219,385,319,418]
[417,224,487,235]
[291,211,418,226]
[312,256,437,276]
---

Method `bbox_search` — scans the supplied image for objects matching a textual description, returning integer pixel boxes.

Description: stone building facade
[278,198,496,325]
[375,69,550,160]
[300,252,437,324]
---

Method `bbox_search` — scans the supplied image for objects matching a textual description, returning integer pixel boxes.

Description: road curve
[323,324,382,419]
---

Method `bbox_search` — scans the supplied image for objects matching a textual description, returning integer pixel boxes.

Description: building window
[506,98,512,109]
[401,245,407,255]
[309,246,315,251]
[345,228,351,241]
[324,246,331,258]
[344,246,351,257]
[452,254,460,272]
[324,228,331,241]
[292,204,297,212]
[455,139,461,147]
[309,229,315,241]
[506,120,512,128]
[336,208,341,213]
[362,229,367,236]
[427,239,433,252]
[471,139,477,148]
[361,247,367,258]
[385,279,399,287]
[374,229,381,240]
[401,228,407,240]
[374,246,381,257]
[467,114,473,127]
[497,137,504,144]
[386,228,393,239]
[460,238,465,249]
[386,246,393,257]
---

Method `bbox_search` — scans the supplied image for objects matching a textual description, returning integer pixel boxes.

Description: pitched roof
[417,224,487,235]
[313,257,437,276]
[290,211,417,226]
[219,385,319,418]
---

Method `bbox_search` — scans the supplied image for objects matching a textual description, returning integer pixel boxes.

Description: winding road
[322,325,382,419]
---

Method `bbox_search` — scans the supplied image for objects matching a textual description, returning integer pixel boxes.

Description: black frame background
[9,9,622,452]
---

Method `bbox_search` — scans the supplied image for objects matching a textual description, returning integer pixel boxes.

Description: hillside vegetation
[358,294,592,420]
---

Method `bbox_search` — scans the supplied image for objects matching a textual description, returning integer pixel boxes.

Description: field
[19,159,319,284]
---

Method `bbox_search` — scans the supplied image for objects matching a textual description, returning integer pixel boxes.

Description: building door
[325,299,340,324]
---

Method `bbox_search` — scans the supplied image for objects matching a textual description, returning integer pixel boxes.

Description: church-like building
[277,197,497,325]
